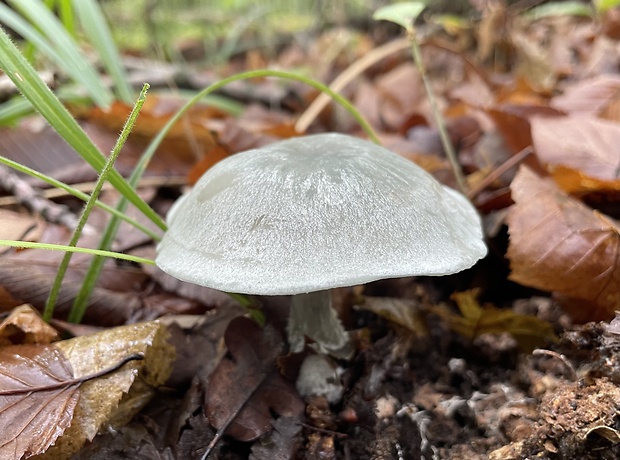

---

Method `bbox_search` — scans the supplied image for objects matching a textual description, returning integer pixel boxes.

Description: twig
[532,349,578,381]
[295,38,410,134]
[0,175,187,206]
[0,164,83,230]
[467,146,533,199]
[297,421,348,438]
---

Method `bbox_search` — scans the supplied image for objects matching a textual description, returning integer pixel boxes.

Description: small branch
[467,146,533,199]
[532,349,577,381]
[0,164,84,230]
[295,38,410,134]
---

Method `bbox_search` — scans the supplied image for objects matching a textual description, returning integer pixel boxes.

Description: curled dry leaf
[0,344,79,460]
[0,304,58,346]
[36,321,174,460]
[507,166,620,320]
[531,115,620,181]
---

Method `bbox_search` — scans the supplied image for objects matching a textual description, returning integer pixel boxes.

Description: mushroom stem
[287,290,352,358]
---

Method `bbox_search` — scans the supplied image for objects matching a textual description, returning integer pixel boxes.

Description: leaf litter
[7,2,620,459]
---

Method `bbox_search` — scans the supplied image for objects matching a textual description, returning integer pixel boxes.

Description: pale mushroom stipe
[156,133,487,356]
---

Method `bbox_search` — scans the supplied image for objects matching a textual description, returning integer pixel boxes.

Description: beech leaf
[531,115,620,181]
[37,321,174,459]
[0,344,79,459]
[507,166,620,319]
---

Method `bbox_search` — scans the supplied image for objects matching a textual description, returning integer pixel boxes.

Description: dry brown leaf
[0,209,43,244]
[0,304,58,346]
[375,63,425,131]
[432,290,556,352]
[531,115,620,181]
[0,344,79,459]
[507,166,620,319]
[551,75,620,119]
[36,321,174,460]
[206,317,304,442]
[85,97,218,163]
[487,104,561,158]
[549,164,620,196]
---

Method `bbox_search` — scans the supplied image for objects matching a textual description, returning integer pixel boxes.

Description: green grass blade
[0,155,161,240]
[57,0,76,37]
[0,4,70,71]
[72,0,134,103]
[0,26,166,231]
[0,239,154,264]
[46,84,148,322]
[0,96,35,125]
[7,0,112,107]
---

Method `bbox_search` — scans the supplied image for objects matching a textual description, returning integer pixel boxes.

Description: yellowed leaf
[34,321,174,460]
[433,290,557,352]
[358,296,428,337]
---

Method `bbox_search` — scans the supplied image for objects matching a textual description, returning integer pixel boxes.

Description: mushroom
[156,133,487,357]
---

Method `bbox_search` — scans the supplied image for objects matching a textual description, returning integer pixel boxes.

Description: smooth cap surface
[156,133,487,295]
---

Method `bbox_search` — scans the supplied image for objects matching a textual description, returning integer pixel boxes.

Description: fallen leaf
[249,416,302,460]
[0,260,144,326]
[552,75,620,116]
[84,96,218,163]
[0,209,43,244]
[187,144,231,185]
[206,317,304,442]
[432,290,557,352]
[487,104,561,158]
[37,321,174,459]
[549,164,620,195]
[0,344,79,460]
[531,115,620,181]
[506,166,620,319]
[0,304,58,346]
[357,296,428,337]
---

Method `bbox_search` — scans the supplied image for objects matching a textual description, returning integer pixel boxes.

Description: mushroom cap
[156,133,486,295]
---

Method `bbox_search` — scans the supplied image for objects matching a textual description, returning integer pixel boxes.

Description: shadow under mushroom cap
[156,133,487,295]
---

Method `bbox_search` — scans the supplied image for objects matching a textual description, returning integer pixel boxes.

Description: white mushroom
[156,133,487,356]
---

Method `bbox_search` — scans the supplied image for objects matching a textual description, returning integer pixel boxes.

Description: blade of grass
[46,83,149,322]
[0,155,160,240]
[0,239,154,264]
[72,68,378,317]
[0,4,76,76]
[0,25,166,231]
[72,0,134,103]
[56,0,76,37]
[7,0,112,107]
